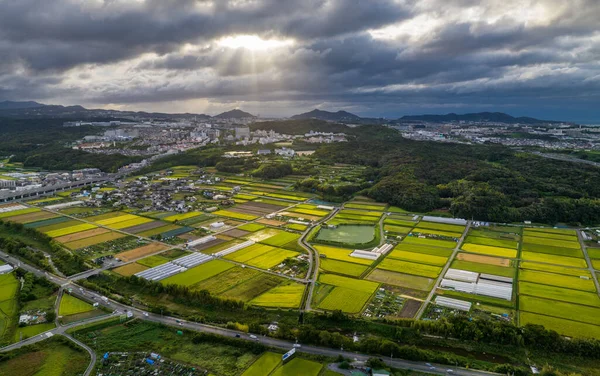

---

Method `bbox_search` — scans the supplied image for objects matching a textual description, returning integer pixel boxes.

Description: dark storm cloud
[0,0,599,121]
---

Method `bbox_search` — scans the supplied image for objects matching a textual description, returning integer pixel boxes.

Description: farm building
[0,264,14,275]
[435,296,472,311]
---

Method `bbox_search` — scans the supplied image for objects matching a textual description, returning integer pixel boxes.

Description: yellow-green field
[161,260,234,286]
[461,243,517,258]
[213,210,259,221]
[249,283,305,308]
[387,250,448,266]
[45,223,97,238]
[519,311,600,339]
[377,258,442,278]
[319,258,368,277]
[313,245,373,265]
[318,274,378,293]
[58,294,94,316]
[519,269,596,292]
[520,251,587,268]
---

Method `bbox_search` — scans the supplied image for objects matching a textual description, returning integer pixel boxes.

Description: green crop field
[366,269,434,291]
[192,267,260,295]
[377,258,442,278]
[0,207,40,219]
[519,281,600,307]
[261,231,300,248]
[241,352,281,376]
[519,312,600,339]
[315,224,376,245]
[245,248,299,269]
[161,260,234,286]
[384,219,417,227]
[58,294,94,316]
[339,209,382,218]
[393,243,454,257]
[526,227,577,236]
[344,203,387,211]
[109,217,153,230]
[318,287,373,313]
[319,274,379,293]
[403,236,456,248]
[461,243,517,258]
[314,245,373,265]
[451,259,515,278]
[519,295,600,326]
[383,224,414,234]
[237,223,265,232]
[387,250,448,266]
[320,258,368,277]
[249,283,305,308]
[271,358,322,376]
[163,212,203,222]
[465,236,518,249]
[523,229,579,241]
[286,223,307,231]
[36,220,80,232]
[520,251,587,268]
[520,243,582,258]
[213,210,259,221]
[45,223,97,238]
[136,255,169,268]
[63,231,124,249]
[587,248,600,259]
[225,244,276,263]
[96,214,139,225]
[220,274,284,302]
[523,236,580,249]
[412,228,462,238]
[288,208,329,217]
[519,269,596,292]
[417,221,465,233]
[519,261,592,277]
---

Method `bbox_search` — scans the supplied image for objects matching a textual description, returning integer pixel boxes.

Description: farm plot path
[578,230,600,297]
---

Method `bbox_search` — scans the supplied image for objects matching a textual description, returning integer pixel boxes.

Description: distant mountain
[291,109,363,122]
[0,100,45,110]
[214,109,256,119]
[399,112,565,124]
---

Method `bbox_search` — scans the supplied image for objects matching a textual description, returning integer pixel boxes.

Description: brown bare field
[113,263,148,276]
[193,238,225,251]
[456,253,510,266]
[121,220,165,234]
[116,243,169,262]
[257,218,286,226]
[63,231,125,249]
[222,229,250,238]
[399,299,422,318]
[243,201,287,210]
[6,211,57,223]
[54,227,110,243]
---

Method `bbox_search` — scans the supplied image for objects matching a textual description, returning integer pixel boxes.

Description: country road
[0,249,500,376]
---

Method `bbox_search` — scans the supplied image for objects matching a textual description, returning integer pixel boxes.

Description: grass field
[461,243,517,258]
[241,352,281,376]
[317,287,373,313]
[377,258,442,278]
[519,281,600,307]
[319,258,368,277]
[319,274,378,293]
[519,261,591,277]
[403,236,456,248]
[0,273,18,343]
[45,223,97,238]
[519,295,600,326]
[161,260,234,286]
[451,259,515,278]
[519,311,600,339]
[249,282,305,308]
[213,210,259,221]
[519,269,596,292]
[387,250,448,266]
[465,236,518,249]
[271,358,322,376]
[59,294,94,316]
[366,269,434,291]
[314,245,373,265]
[520,251,587,268]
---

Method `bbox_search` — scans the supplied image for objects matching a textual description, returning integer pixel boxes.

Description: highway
[0,249,499,376]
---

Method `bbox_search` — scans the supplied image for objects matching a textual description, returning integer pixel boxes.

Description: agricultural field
[366,269,435,291]
[461,243,518,258]
[318,274,379,295]
[161,259,234,286]
[314,224,375,245]
[220,274,284,302]
[519,295,600,326]
[392,243,454,257]
[63,231,125,250]
[318,287,373,313]
[519,281,600,307]
[451,257,515,278]
[520,261,592,277]
[237,223,265,232]
[313,245,373,265]
[319,258,368,277]
[241,352,281,376]
[270,358,322,376]
[249,282,305,308]
[519,269,596,292]
[58,294,94,316]
[213,210,259,221]
[136,254,170,268]
[403,236,457,248]
[115,242,168,262]
[113,263,148,276]
[191,267,260,295]
[519,311,600,339]
[260,231,300,248]
[520,251,587,268]
[377,258,442,278]
[387,250,448,266]
[0,273,18,345]
[44,223,97,238]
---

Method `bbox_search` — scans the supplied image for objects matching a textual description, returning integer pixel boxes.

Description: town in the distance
[1,100,600,376]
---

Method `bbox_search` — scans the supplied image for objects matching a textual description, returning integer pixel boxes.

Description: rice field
[344,203,387,211]
[270,358,322,376]
[260,231,300,248]
[191,267,259,295]
[161,260,234,286]
[523,236,580,249]
[519,295,600,326]
[137,224,180,238]
[287,208,329,217]
[95,214,139,226]
[112,263,148,276]
[366,269,435,291]
[163,212,203,222]
[520,243,583,258]
[249,283,305,308]
[519,312,600,339]
[519,261,591,277]
[461,243,517,258]
[417,221,465,233]
[520,251,587,268]
[220,274,283,301]
[383,224,414,234]
[319,258,368,277]
[109,217,154,230]
[318,274,379,293]
[393,243,454,257]
[58,294,94,316]
[241,352,281,376]
[45,223,97,238]
[237,223,265,232]
[403,236,456,248]
[63,231,125,250]
[519,269,596,292]
[317,287,373,313]
[136,255,170,268]
[519,281,600,307]
[313,245,373,265]
[0,207,40,219]
[213,210,259,221]
[451,259,515,278]
[523,229,578,241]
[464,236,518,249]
[54,227,109,243]
[387,250,448,266]
[377,258,442,278]
[412,228,462,238]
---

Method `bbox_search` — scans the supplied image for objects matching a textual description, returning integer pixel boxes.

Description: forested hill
[250,119,349,134]
[313,125,600,225]
[399,112,565,124]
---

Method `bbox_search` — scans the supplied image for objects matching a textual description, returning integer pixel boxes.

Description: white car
[143,312,149,317]
[249,334,258,339]
[293,344,301,348]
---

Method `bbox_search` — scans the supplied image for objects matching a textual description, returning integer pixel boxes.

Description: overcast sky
[1,0,599,122]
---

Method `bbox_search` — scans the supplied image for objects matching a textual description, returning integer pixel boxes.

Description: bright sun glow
[217,35,294,51]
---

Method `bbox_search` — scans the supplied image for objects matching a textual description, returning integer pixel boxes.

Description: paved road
[577,230,600,297]
[415,221,472,319]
